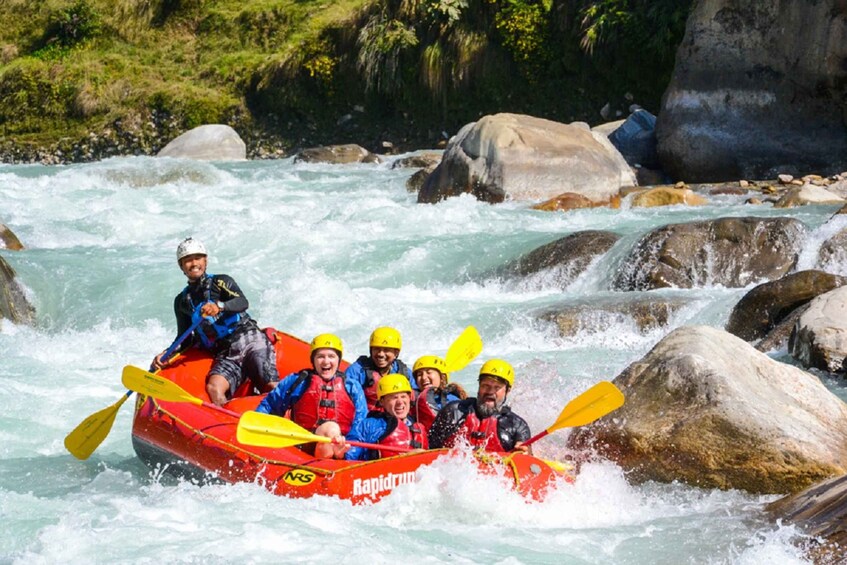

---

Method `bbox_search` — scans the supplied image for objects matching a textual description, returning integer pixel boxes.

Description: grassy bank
[0,0,691,161]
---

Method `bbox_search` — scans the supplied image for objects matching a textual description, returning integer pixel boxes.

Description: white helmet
[176,237,207,262]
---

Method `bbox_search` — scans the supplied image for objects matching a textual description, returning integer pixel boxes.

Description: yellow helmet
[377,373,413,399]
[370,326,402,350]
[413,355,448,382]
[310,333,343,357]
[479,359,514,388]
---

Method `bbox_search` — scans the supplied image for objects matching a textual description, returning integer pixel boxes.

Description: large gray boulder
[789,286,847,373]
[612,217,805,290]
[656,0,847,182]
[568,325,847,494]
[157,125,246,161]
[419,113,636,204]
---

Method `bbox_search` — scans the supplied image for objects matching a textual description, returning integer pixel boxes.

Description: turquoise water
[1,155,843,563]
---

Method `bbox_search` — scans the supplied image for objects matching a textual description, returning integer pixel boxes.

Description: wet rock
[568,325,847,494]
[503,231,620,289]
[294,144,380,164]
[540,297,689,336]
[818,227,847,272]
[789,286,847,373]
[406,166,437,193]
[391,152,442,169]
[612,217,805,290]
[709,186,749,196]
[532,192,620,212]
[0,255,35,326]
[766,473,847,563]
[157,124,246,161]
[418,113,636,204]
[630,187,708,208]
[0,223,23,250]
[755,304,810,353]
[726,270,847,342]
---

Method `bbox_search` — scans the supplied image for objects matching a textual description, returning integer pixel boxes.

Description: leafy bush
[45,1,102,48]
[357,16,419,95]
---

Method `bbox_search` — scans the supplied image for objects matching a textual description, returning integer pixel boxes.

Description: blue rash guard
[344,356,413,387]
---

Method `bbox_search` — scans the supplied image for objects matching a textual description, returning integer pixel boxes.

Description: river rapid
[1,155,845,564]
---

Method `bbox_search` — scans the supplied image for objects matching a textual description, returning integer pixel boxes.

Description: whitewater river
[1,155,845,564]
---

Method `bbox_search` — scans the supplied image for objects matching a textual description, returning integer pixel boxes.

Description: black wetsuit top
[173,273,253,352]
[428,398,531,452]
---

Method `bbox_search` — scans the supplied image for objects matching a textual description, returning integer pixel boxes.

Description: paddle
[121,365,239,418]
[523,381,625,447]
[443,325,483,373]
[237,410,412,454]
[64,318,204,460]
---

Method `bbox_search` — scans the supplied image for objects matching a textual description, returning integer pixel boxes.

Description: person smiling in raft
[427,359,531,454]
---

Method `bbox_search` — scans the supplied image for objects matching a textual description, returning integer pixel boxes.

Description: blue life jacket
[183,273,243,349]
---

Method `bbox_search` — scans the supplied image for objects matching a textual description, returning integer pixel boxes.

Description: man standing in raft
[428,359,531,454]
[344,327,413,410]
[152,237,279,406]
[256,333,367,459]
[345,374,428,460]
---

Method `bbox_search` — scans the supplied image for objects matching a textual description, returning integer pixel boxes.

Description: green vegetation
[0,0,692,159]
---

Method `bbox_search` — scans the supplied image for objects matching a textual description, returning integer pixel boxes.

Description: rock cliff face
[656,0,847,182]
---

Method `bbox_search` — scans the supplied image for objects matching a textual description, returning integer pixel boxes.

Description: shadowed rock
[502,231,620,290]
[767,473,847,563]
[568,326,847,494]
[789,286,847,373]
[612,217,805,290]
[819,227,847,272]
[1,255,35,326]
[656,1,847,182]
[726,270,847,342]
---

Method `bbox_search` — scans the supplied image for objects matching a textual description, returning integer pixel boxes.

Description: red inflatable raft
[130,330,574,504]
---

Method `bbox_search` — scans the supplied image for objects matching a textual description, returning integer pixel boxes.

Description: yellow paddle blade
[237,411,330,448]
[547,381,624,432]
[121,365,203,405]
[444,325,483,373]
[64,393,131,460]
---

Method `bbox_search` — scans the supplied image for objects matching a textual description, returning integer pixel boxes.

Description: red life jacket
[415,387,437,431]
[377,414,428,458]
[364,369,383,411]
[290,370,357,435]
[451,410,506,452]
